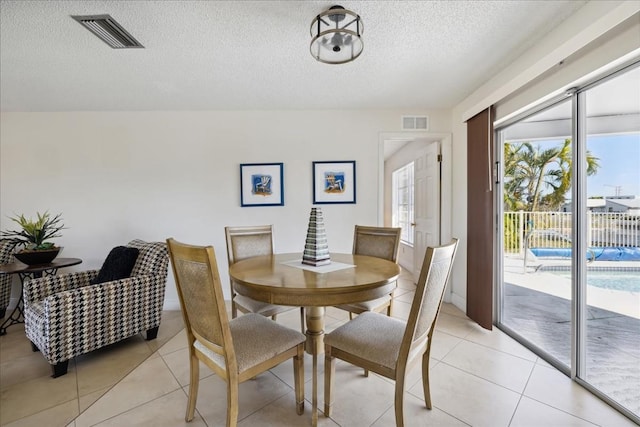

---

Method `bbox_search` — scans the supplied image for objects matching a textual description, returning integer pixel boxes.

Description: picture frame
[240,163,284,207]
[312,160,356,204]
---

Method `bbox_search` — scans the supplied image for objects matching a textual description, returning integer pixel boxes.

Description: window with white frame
[392,162,414,245]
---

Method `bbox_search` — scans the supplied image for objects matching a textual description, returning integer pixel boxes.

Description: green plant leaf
[0,211,65,249]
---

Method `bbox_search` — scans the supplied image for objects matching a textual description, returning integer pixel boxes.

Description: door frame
[378,132,453,296]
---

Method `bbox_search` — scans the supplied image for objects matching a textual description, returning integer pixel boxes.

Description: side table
[0,257,82,335]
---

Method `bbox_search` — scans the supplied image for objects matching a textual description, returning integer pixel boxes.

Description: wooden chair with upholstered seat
[225,225,305,333]
[334,225,401,319]
[324,239,458,427]
[167,238,306,426]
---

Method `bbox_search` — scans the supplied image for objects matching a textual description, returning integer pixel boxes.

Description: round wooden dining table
[229,252,400,426]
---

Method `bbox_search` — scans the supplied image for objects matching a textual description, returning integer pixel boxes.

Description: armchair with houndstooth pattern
[23,239,169,377]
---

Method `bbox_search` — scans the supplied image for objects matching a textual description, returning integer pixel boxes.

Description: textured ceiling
[0,0,587,112]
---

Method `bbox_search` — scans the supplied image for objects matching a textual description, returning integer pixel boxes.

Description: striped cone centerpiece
[302,207,331,266]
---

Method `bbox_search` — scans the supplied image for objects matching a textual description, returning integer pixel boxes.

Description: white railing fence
[504,211,640,254]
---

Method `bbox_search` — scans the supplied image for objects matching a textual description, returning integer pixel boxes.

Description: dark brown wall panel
[466,108,494,330]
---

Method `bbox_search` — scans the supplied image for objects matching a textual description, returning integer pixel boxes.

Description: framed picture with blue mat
[312,160,356,204]
[240,162,284,207]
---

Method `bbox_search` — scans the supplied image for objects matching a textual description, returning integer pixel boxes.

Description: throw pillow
[90,246,140,285]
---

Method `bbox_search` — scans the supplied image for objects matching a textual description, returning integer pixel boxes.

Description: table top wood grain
[229,253,400,307]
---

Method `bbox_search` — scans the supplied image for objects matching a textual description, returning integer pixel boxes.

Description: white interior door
[413,141,441,282]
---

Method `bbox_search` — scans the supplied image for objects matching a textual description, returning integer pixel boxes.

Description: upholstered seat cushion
[194,313,305,374]
[90,246,140,285]
[325,311,405,370]
[233,294,292,318]
[337,295,391,312]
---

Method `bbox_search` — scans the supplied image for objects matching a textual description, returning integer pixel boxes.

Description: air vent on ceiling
[71,14,144,49]
[401,115,429,131]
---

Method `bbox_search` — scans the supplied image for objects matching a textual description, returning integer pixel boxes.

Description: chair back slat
[225,225,274,266]
[401,239,458,360]
[167,239,230,351]
[352,225,401,262]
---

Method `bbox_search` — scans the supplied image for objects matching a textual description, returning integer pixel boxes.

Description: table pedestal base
[305,306,325,427]
[0,299,24,335]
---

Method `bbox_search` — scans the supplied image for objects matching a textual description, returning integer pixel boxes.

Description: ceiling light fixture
[310,5,363,64]
[71,14,144,49]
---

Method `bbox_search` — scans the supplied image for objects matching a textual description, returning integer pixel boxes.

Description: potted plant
[0,211,65,265]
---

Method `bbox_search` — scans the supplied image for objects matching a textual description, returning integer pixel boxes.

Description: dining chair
[225,225,305,333]
[167,238,306,426]
[324,239,458,427]
[334,225,401,319]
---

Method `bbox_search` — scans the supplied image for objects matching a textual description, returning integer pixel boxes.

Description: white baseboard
[450,293,466,315]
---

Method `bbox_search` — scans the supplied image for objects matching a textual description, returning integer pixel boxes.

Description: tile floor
[0,311,185,426]
[1,270,636,427]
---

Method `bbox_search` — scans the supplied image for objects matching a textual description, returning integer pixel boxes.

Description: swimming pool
[531,247,640,261]
[552,270,640,293]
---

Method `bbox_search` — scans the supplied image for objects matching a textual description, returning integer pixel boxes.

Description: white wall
[0,109,451,309]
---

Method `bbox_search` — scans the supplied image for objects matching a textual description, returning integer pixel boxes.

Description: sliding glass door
[580,68,640,419]
[497,64,640,422]
[498,99,574,367]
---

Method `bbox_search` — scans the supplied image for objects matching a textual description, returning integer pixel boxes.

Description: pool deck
[502,255,640,417]
[506,255,640,319]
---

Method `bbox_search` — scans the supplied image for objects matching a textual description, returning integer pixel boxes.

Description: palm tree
[504,139,599,212]
[503,142,527,211]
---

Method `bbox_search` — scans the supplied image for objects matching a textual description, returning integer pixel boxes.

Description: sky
[520,133,640,199]
[586,134,640,198]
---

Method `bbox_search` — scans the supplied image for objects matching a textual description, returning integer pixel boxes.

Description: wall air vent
[401,115,429,131]
[71,15,144,49]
